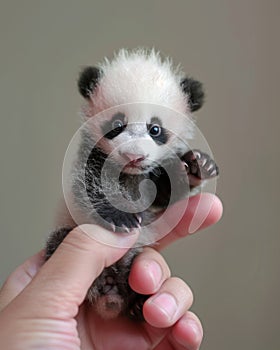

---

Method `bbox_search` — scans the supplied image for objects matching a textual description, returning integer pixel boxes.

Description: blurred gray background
[0,1,279,349]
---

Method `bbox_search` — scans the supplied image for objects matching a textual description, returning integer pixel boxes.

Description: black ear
[181,77,205,112]
[78,66,102,99]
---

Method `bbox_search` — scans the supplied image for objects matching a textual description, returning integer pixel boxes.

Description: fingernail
[149,293,177,320]
[188,320,202,344]
[149,261,162,288]
[177,319,202,348]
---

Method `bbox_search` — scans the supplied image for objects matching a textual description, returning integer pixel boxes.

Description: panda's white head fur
[78,48,204,174]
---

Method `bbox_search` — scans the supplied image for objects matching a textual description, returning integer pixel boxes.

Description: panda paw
[104,212,142,233]
[127,294,148,322]
[182,149,219,187]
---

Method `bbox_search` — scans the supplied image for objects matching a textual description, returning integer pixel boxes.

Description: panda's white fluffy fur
[87,48,189,114]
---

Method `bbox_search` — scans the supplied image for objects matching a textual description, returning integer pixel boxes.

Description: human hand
[0,193,222,350]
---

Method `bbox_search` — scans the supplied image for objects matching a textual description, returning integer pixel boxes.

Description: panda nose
[122,153,146,162]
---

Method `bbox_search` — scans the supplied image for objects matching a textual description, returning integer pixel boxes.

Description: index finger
[156,193,223,250]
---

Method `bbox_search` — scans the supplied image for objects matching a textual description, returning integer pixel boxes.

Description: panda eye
[149,124,161,137]
[112,119,124,130]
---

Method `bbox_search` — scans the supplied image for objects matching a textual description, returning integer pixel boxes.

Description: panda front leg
[94,198,143,233]
[182,149,219,190]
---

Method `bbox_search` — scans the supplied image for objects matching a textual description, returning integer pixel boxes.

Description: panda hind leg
[45,226,75,260]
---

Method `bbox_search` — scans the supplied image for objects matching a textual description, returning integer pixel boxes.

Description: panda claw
[200,157,207,167]
[210,166,219,177]
[122,226,130,233]
[135,214,142,225]
[205,161,215,172]
[104,217,116,232]
[192,150,201,159]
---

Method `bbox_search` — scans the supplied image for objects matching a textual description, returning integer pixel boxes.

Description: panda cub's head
[78,49,204,174]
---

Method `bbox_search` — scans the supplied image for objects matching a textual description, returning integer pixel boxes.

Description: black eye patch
[147,117,168,145]
[102,112,126,139]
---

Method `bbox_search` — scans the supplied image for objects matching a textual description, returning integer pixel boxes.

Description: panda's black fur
[46,49,219,321]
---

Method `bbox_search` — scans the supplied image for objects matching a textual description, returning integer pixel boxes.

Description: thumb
[5,225,139,320]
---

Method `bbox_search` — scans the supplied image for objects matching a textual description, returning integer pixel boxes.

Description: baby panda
[46,49,219,321]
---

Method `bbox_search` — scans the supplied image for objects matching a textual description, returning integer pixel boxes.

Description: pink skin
[0,193,222,350]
